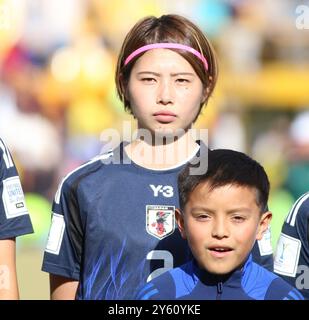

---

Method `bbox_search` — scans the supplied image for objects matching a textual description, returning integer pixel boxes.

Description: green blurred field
[16,248,49,300]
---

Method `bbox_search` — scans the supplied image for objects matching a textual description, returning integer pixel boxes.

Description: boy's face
[127,49,206,135]
[176,182,272,275]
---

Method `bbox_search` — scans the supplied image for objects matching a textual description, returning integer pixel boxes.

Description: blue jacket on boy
[137,255,303,300]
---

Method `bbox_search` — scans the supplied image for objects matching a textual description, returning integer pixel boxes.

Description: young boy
[0,138,33,299]
[137,149,303,300]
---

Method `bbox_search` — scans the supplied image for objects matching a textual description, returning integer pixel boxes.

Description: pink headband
[124,43,208,71]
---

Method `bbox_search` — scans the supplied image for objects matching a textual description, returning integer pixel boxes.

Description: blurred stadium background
[0,0,308,299]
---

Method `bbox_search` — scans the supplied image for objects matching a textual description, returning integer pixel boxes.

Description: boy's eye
[196,214,211,221]
[232,216,245,223]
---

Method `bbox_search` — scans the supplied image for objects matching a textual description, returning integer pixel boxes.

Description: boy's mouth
[208,246,233,257]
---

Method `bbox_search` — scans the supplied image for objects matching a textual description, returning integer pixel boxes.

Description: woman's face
[127,49,206,136]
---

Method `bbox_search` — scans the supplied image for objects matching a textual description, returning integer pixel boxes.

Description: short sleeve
[41,178,83,280]
[274,193,309,299]
[0,138,33,239]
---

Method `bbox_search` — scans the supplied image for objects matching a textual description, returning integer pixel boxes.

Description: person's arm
[50,274,78,300]
[0,238,19,300]
[43,165,83,300]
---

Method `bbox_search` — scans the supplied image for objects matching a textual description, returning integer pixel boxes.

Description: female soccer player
[42,14,271,299]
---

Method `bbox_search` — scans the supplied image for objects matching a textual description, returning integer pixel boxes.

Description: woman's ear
[201,86,210,105]
[119,74,128,99]
[256,211,272,240]
[175,208,187,240]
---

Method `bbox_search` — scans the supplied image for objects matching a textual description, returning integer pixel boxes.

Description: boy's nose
[211,218,229,239]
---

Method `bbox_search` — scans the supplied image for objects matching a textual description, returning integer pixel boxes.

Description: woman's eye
[141,77,156,83]
[176,78,189,83]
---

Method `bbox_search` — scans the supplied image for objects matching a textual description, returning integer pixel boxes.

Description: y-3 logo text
[150,185,174,198]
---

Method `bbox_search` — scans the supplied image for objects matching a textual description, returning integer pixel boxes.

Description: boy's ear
[256,211,272,241]
[175,208,186,240]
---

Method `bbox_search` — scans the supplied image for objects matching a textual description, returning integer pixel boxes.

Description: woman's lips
[153,111,177,123]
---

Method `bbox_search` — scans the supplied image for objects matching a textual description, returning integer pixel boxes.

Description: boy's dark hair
[178,149,270,212]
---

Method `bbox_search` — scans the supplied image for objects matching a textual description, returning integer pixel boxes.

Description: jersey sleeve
[265,277,304,300]
[282,288,305,300]
[136,282,160,300]
[0,138,33,239]
[274,192,309,299]
[136,271,177,300]
[41,178,84,280]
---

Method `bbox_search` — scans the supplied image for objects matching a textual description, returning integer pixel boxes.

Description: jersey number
[146,250,173,282]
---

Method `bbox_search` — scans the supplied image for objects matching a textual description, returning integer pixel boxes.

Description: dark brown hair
[115,14,218,114]
[178,149,270,213]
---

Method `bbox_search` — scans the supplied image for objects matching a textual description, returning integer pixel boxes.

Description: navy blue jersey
[0,138,33,239]
[137,255,303,300]
[274,192,309,299]
[42,142,273,299]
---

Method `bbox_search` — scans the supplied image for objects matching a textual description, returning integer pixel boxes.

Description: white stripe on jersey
[287,192,309,227]
[286,192,309,224]
[285,194,306,224]
[55,151,113,204]
[0,139,14,169]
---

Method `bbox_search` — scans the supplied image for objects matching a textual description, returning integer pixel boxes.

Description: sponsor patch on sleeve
[257,226,273,256]
[45,213,65,255]
[274,233,301,277]
[2,176,28,219]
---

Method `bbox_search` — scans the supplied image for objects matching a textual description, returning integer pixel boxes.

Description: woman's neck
[124,130,199,170]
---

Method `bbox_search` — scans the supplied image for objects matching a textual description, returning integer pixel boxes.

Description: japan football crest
[146,205,175,240]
